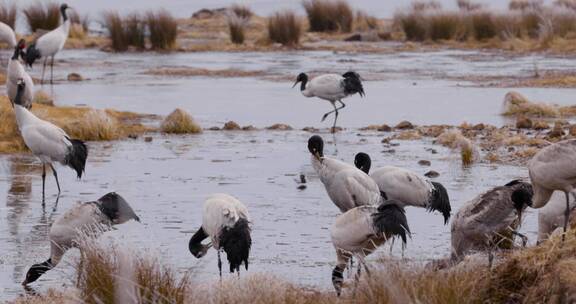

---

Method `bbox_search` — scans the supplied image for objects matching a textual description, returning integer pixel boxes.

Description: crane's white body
[35,19,70,58]
[301,74,348,101]
[14,105,72,164]
[538,191,576,242]
[331,206,385,257]
[7,58,34,107]
[0,21,16,48]
[202,193,250,249]
[370,166,434,208]
[47,202,112,267]
[312,156,381,213]
[528,140,576,208]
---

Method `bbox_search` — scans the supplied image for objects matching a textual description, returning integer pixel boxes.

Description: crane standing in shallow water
[24,3,71,84]
[12,80,87,203]
[293,72,365,133]
[528,139,576,242]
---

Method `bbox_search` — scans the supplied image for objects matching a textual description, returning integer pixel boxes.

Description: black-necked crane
[22,192,140,285]
[293,71,365,133]
[528,139,576,242]
[354,152,452,224]
[24,3,71,84]
[450,180,533,267]
[538,190,576,243]
[12,80,87,203]
[308,135,381,213]
[189,193,252,278]
[7,39,34,109]
[330,201,410,296]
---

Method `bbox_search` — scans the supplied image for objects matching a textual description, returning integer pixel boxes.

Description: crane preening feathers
[189,194,252,278]
[13,80,87,203]
[294,72,365,133]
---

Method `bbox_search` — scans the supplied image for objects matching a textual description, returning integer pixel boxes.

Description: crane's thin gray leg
[50,56,55,85]
[50,164,61,196]
[511,231,528,247]
[321,102,338,122]
[331,100,346,133]
[41,58,47,85]
[563,191,570,242]
[41,164,46,204]
[217,250,222,280]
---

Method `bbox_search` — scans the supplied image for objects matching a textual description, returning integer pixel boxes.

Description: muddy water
[0,48,573,300]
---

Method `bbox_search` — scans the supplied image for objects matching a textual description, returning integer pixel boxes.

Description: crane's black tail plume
[342,71,365,97]
[65,139,88,178]
[372,202,411,244]
[429,182,451,224]
[24,43,41,67]
[220,218,252,273]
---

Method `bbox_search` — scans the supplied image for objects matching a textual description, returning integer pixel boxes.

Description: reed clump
[227,5,251,45]
[302,0,353,33]
[0,1,17,29]
[161,108,202,134]
[63,109,120,141]
[267,10,302,46]
[146,10,178,50]
[23,1,60,32]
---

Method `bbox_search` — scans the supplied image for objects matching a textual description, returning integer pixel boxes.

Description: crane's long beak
[292,80,299,88]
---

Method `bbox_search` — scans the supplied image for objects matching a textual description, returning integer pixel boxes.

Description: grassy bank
[11,223,576,303]
[0,96,154,153]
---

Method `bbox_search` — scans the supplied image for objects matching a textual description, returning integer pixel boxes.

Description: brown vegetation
[160,108,202,134]
[267,11,302,46]
[303,0,353,33]
[0,1,17,29]
[147,10,178,50]
[23,2,60,32]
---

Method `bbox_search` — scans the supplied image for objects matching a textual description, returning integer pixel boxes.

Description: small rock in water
[242,125,257,131]
[378,124,392,132]
[395,120,414,130]
[67,73,83,81]
[302,127,318,132]
[209,126,220,131]
[516,116,533,129]
[382,149,396,154]
[297,185,307,190]
[223,121,241,130]
[144,136,153,142]
[424,170,440,178]
[267,123,293,130]
[128,134,138,139]
[418,160,431,166]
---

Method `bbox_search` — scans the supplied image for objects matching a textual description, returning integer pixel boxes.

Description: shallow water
[0,47,574,300]
[8,49,576,128]
[0,130,532,300]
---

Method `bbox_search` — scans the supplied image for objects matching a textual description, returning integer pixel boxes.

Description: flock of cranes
[2,2,576,297]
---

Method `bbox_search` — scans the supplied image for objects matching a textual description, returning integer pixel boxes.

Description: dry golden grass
[267,11,302,46]
[354,11,380,31]
[33,90,54,106]
[102,11,129,52]
[228,15,247,44]
[302,0,353,33]
[144,67,266,78]
[14,225,576,303]
[0,1,17,29]
[160,108,202,134]
[23,1,60,32]
[230,4,253,20]
[0,96,152,153]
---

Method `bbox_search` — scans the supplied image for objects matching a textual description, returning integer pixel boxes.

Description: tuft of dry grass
[124,13,146,50]
[160,108,202,134]
[354,11,379,31]
[267,10,301,46]
[146,10,178,50]
[23,1,60,32]
[62,109,120,141]
[69,11,90,33]
[0,1,17,29]
[103,11,128,52]
[509,0,544,11]
[33,90,54,106]
[230,4,253,20]
[302,0,353,33]
[228,14,247,44]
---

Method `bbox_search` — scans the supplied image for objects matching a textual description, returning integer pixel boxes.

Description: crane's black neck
[11,46,20,60]
[61,6,68,22]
